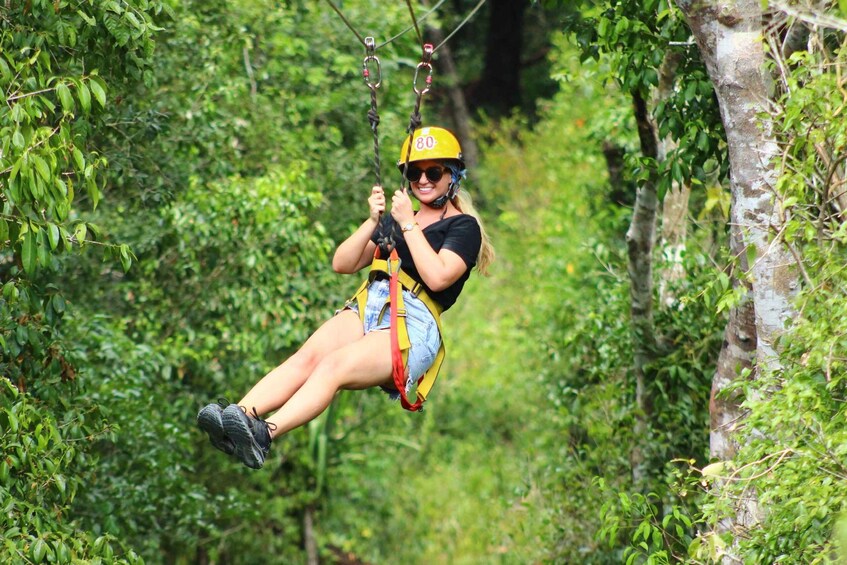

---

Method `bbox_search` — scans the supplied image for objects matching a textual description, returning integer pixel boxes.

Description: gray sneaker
[197,399,235,456]
[221,404,276,469]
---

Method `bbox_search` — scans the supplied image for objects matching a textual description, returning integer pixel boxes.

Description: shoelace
[249,406,278,434]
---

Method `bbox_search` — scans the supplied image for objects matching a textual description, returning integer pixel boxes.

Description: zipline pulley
[413,43,434,96]
[362,37,381,90]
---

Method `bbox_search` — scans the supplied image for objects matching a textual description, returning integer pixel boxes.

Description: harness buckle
[386,256,401,276]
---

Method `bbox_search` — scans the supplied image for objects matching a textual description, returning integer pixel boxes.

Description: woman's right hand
[368,185,385,222]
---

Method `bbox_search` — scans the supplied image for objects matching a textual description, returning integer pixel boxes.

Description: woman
[197,126,494,469]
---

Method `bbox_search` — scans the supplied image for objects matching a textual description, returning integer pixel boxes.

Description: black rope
[367,91,381,187]
[324,0,446,50]
[362,35,382,190]
[399,94,425,191]
[404,0,425,47]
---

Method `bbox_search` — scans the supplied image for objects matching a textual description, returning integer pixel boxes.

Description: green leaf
[840,0,847,17]
[32,154,51,183]
[31,538,47,563]
[745,244,757,270]
[10,157,23,183]
[73,222,87,244]
[21,227,36,274]
[37,230,49,267]
[55,540,70,562]
[77,9,97,26]
[57,82,74,114]
[89,77,107,108]
[12,129,25,149]
[47,223,60,250]
[87,177,101,209]
[72,147,85,171]
[77,81,91,113]
[52,293,65,314]
[119,244,132,272]
[2,281,17,301]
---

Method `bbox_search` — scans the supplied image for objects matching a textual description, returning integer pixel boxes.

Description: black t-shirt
[372,214,481,311]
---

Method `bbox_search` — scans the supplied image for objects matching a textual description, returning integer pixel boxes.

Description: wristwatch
[401,222,417,232]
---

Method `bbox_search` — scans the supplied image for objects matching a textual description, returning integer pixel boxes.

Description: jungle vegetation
[3,1,847,563]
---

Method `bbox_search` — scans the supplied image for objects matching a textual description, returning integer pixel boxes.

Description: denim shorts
[343,279,441,397]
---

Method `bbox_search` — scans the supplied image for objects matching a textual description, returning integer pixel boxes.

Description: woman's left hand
[390,188,414,226]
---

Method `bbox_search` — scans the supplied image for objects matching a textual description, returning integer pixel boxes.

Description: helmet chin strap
[429,182,458,209]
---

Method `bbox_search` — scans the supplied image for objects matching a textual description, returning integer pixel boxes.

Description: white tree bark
[626,90,660,489]
[710,225,756,462]
[675,0,799,560]
[654,51,692,308]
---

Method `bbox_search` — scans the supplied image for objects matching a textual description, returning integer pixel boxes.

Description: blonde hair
[452,190,494,276]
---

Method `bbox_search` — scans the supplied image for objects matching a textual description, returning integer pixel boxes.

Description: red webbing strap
[387,249,423,412]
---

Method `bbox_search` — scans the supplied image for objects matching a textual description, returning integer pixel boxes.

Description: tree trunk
[654,51,691,308]
[602,140,633,206]
[658,183,690,308]
[675,0,799,558]
[305,504,318,565]
[626,89,660,489]
[709,225,758,557]
[471,0,528,115]
[421,2,479,171]
[710,224,756,462]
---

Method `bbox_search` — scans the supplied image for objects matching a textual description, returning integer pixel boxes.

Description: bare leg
[265,331,394,437]
[236,310,365,415]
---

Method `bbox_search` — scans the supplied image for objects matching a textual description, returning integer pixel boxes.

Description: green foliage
[1,0,164,390]
[1,379,142,563]
[519,18,728,563]
[556,0,727,200]
[596,476,696,565]
[691,32,847,563]
[4,1,427,562]
[14,1,847,564]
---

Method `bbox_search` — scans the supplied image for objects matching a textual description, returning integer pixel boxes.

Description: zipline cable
[324,0,367,45]
[376,0,448,49]
[324,0,488,54]
[432,0,487,52]
[323,0,448,49]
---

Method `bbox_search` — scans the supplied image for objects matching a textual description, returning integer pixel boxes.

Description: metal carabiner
[412,43,434,95]
[362,37,381,90]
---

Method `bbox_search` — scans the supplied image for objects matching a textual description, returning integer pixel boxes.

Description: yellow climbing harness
[348,251,445,411]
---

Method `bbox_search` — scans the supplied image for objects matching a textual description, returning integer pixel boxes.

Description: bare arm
[400,229,468,291]
[332,186,383,274]
[389,188,468,291]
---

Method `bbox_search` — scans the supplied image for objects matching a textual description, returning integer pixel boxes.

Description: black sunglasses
[404,165,448,183]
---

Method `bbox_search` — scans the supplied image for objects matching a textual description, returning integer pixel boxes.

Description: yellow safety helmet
[397,126,464,170]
